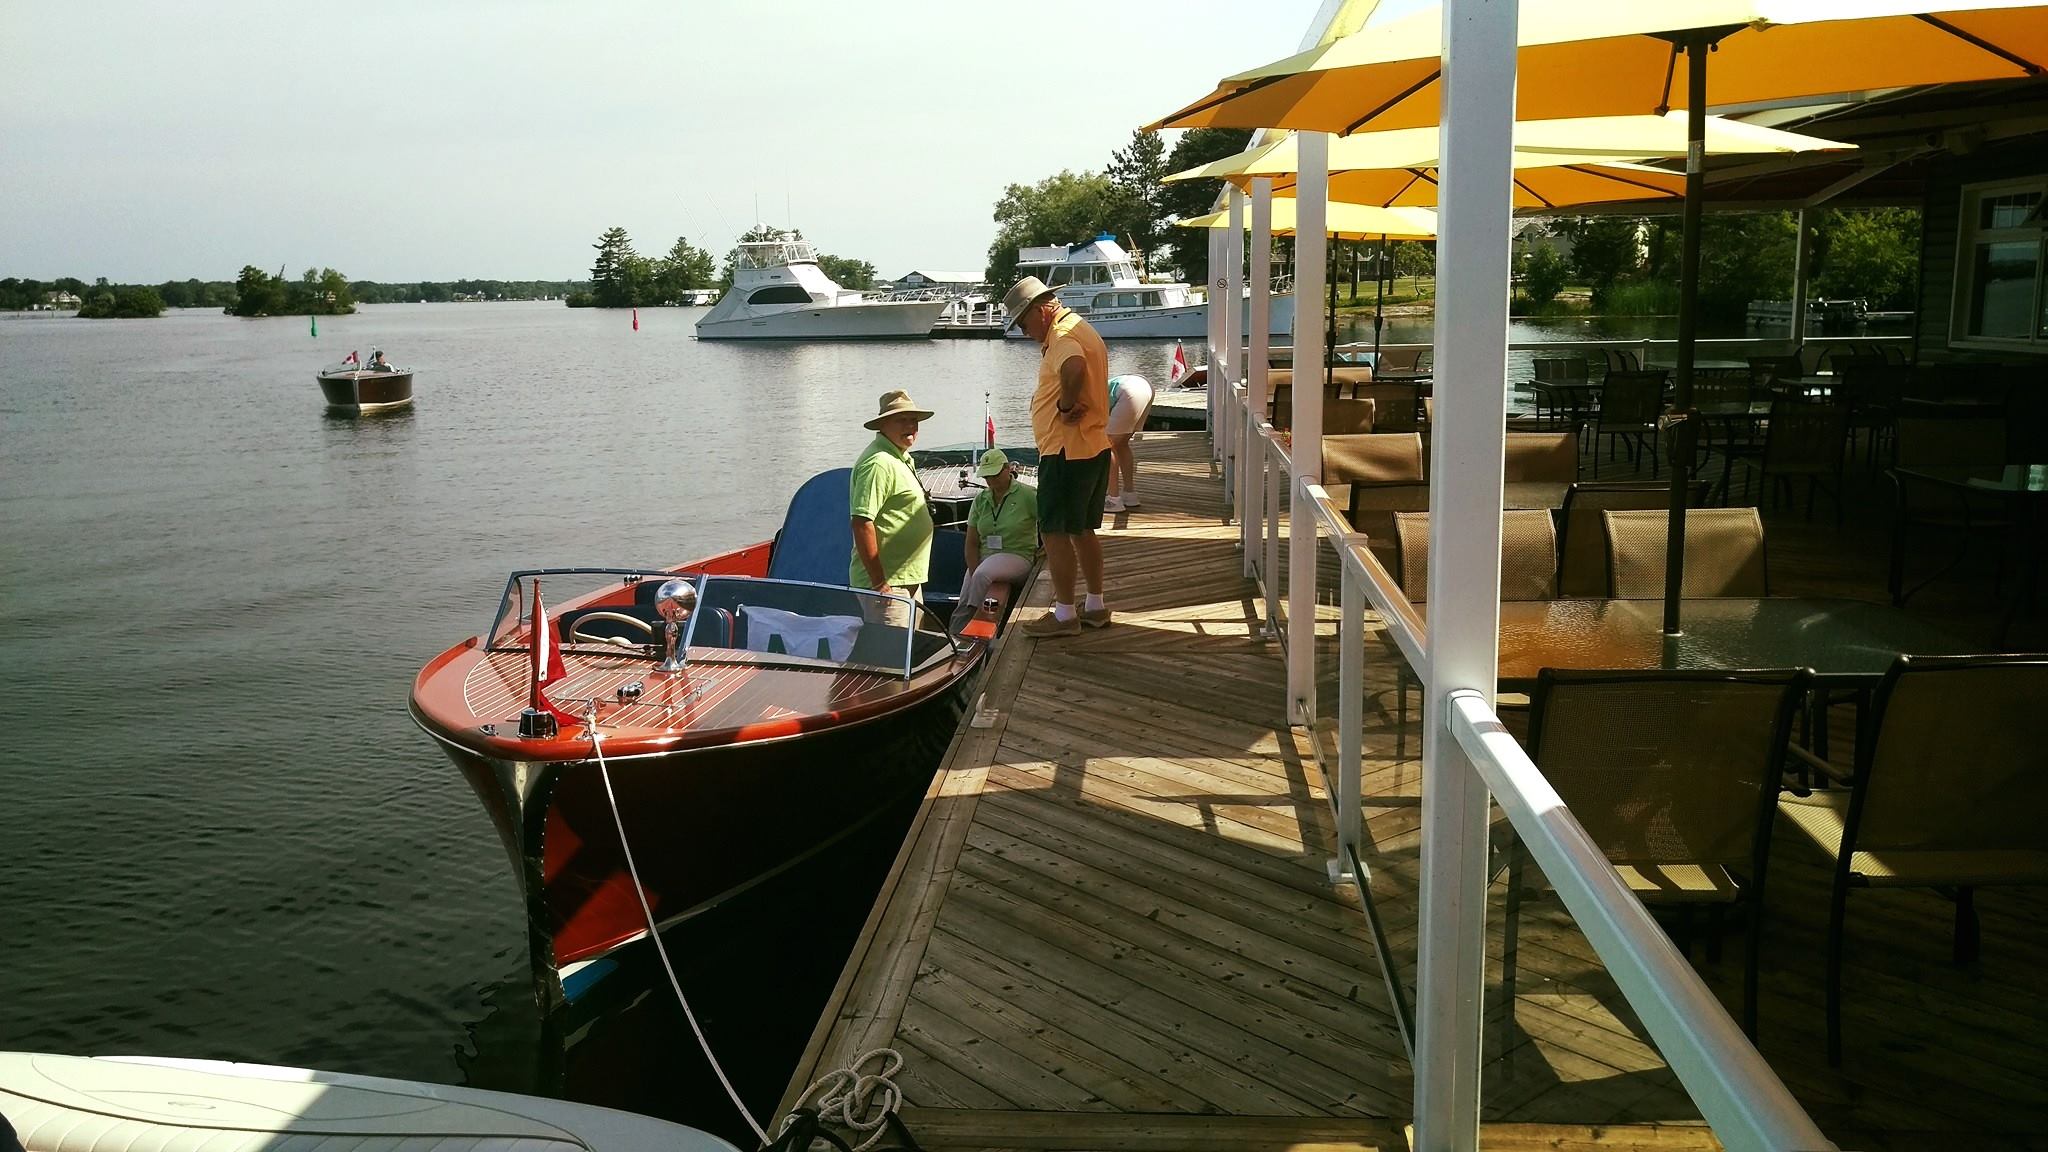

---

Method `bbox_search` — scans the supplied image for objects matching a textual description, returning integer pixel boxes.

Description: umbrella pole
[1327,241,1339,392]
[1373,235,1388,365]
[1662,35,1709,636]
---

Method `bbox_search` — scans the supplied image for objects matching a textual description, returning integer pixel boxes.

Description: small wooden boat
[316,364,414,412]
[410,457,1019,1014]
[0,1052,738,1151]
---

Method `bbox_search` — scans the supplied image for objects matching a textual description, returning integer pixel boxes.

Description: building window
[1952,177,2047,349]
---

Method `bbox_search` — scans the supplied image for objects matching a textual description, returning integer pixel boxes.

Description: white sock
[1052,602,1076,622]
[1084,593,1104,612]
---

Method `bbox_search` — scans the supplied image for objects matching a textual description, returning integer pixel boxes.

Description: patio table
[1893,464,2047,639]
[1646,358,1751,373]
[1350,481,1568,513]
[1443,597,1977,690]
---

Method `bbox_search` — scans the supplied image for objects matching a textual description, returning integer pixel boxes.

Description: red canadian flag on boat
[1168,341,1188,385]
[528,580,579,726]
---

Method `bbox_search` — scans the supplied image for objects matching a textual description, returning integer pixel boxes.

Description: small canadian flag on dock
[1169,341,1189,385]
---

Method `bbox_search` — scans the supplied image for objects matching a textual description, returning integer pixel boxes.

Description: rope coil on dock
[779,1048,907,1152]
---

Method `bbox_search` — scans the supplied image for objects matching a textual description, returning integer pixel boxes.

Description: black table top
[1418,597,1976,688]
[1895,464,2048,496]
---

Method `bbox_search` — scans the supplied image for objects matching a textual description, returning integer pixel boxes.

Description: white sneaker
[1121,492,1141,508]
[1104,496,1126,513]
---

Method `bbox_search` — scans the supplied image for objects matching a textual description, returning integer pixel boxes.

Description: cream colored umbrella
[1165,112,1850,209]
[1177,201,1439,240]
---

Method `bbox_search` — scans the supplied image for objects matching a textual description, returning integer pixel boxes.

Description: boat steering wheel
[569,612,657,649]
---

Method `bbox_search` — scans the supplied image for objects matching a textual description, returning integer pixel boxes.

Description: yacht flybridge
[695,229,946,340]
[1008,233,1295,340]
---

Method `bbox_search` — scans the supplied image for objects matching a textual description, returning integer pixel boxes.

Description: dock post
[1245,179,1274,575]
[1223,187,1245,519]
[1285,131,1327,723]
[1208,227,1225,462]
[1413,0,1516,1149]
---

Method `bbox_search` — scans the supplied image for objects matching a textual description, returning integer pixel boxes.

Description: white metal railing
[1448,693,1834,1151]
[1223,374,1835,1151]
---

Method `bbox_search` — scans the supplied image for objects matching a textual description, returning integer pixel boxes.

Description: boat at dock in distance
[0,1051,739,1151]
[695,228,947,340]
[316,352,413,412]
[1007,233,1296,340]
[409,453,1023,1014]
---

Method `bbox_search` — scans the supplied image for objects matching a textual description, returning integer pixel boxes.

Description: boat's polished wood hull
[409,541,987,1013]
[317,369,414,411]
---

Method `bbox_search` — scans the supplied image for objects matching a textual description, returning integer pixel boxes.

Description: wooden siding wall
[1916,137,2048,360]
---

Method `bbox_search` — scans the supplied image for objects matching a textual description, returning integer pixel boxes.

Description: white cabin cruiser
[1007,234,1295,340]
[0,1052,739,1152]
[696,230,945,340]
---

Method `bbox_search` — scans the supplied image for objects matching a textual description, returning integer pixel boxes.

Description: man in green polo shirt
[850,389,936,626]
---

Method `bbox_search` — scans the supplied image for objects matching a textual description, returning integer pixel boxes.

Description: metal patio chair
[1602,507,1769,599]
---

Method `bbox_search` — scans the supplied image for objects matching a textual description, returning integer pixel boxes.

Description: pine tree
[590,227,638,308]
[1105,129,1168,269]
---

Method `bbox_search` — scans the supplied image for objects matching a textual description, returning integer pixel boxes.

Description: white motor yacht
[696,229,945,340]
[1007,234,1295,340]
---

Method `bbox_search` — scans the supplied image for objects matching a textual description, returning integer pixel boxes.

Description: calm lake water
[0,302,1191,1140]
[0,299,1888,1139]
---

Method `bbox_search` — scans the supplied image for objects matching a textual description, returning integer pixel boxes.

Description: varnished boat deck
[783,431,2047,1152]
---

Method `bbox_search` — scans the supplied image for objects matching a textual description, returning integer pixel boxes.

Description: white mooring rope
[586,716,771,1145]
[781,1048,906,1152]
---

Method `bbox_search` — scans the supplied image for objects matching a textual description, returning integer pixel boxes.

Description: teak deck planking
[782,431,2046,1152]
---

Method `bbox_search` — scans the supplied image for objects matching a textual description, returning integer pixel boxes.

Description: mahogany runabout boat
[316,365,414,412]
[410,466,1002,1013]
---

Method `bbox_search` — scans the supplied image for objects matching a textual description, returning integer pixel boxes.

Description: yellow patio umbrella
[1148,0,2047,631]
[1165,112,1850,209]
[1149,1,2048,136]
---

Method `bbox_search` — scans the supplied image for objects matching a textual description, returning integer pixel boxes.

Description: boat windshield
[685,576,956,678]
[737,241,817,270]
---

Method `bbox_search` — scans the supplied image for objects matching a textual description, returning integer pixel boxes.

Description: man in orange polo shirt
[1001,275,1111,638]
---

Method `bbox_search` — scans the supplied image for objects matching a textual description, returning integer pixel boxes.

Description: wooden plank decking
[783,431,2047,1152]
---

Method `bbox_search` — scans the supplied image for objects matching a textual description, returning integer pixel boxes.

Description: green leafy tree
[1521,245,1569,308]
[1811,207,1920,310]
[655,235,717,302]
[76,285,165,318]
[590,226,639,308]
[817,254,876,289]
[229,265,288,316]
[1393,241,1436,289]
[1105,128,1169,269]
[1157,127,1255,284]
[1558,217,1643,306]
[1697,211,1797,321]
[983,170,1116,291]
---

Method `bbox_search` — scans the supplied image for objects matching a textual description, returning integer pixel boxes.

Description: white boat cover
[0,1053,740,1152]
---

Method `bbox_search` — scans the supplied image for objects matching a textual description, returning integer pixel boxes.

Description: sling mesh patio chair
[1392,509,1555,723]
[1731,398,1850,522]
[1526,357,1592,432]
[1887,412,2013,606]
[1589,370,1669,478]
[1502,667,1809,1041]
[1776,654,2048,1065]
[1556,480,1707,598]
[1502,431,1579,484]
[1325,433,1425,571]
[1602,507,1768,599]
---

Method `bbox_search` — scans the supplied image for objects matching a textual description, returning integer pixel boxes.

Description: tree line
[3,273,590,316]
[572,225,880,308]
[1519,208,1921,321]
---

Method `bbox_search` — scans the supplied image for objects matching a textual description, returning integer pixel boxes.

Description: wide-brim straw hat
[1001,276,1057,329]
[863,389,935,430]
[975,448,1012,477]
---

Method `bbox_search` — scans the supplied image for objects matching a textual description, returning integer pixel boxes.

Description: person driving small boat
[368,349,392,372]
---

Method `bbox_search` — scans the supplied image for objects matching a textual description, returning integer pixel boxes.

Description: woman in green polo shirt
[951,448,1039,632]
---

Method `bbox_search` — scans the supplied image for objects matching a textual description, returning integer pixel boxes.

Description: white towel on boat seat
[743,605,862,662]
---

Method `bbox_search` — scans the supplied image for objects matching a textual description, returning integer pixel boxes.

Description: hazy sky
[0,1,1327,283]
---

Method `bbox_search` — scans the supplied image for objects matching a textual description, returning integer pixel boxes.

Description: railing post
[1264,446,1282,633]
[1333,558,1364,882]
[1414,1,1515,1149]
[1286,131,1328,723]
[1244,181,1273,572]
[1208,227,1225,456]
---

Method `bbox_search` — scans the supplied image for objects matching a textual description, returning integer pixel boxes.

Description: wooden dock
[781,431,2047,1152]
